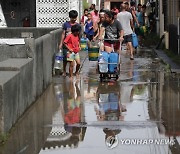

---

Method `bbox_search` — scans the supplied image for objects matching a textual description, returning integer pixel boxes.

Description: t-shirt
[102,19,123,43]
[62,21,80,37]
[91,11,99,23]
[85,20,94,35]
[117,11,133,36]
[81,15,88,24]
[64,33,80,53]
[136,11,144,26]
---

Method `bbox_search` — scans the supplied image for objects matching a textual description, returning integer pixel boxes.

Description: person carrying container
[63,24,81,80]
[59,10,80,77]
[98,11,124,53]
[84,13,95,41]
[117,3,134,60]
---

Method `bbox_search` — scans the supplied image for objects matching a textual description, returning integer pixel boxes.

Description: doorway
[110,2,122,11]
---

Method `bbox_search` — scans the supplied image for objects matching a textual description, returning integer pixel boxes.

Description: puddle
[0,49,180,154]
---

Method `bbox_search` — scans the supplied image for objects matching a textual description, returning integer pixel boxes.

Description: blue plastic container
[108,52,119,73]
[132,33,139,48]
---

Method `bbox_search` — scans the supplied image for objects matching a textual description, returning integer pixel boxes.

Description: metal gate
[36,0,79,27]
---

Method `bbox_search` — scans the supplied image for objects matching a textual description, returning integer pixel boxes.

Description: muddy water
[0,48,180,154]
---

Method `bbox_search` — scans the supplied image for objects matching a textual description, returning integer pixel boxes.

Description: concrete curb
[153,48,180,73]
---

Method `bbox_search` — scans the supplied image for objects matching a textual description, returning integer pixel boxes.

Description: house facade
[0,0,81,27]
[156,0,180,54]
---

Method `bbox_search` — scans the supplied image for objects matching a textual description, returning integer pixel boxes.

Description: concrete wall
[0,59,33,132]
[0,28,58,39]
[0,39,33,62]
[0,28,62,133]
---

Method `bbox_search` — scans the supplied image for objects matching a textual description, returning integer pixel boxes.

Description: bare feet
[75,72,80,79]
[62,72,66,77]
[69,76,73,81]
[130,55,134,60]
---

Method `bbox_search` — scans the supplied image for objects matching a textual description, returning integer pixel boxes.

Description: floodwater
[0,47,180,154]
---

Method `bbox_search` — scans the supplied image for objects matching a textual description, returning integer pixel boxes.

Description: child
[63,24,81,80]
[81,9,88,26]
[84,13,94,41]
[59,10,80,76]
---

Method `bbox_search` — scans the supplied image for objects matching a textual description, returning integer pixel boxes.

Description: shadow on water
[0,59,180,153]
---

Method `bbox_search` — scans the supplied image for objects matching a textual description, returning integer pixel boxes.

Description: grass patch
[0,133,8,145]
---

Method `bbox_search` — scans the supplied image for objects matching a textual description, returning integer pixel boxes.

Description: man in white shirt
[117,3,134,60]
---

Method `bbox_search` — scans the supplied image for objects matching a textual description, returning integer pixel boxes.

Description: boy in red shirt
[64,24,81,80]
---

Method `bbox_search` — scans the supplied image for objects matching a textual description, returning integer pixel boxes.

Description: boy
[63,24,81,80]
[59,10,80,76]
[84,13,94,41]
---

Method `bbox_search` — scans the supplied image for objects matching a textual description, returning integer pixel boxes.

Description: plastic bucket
[80,39,87,51]
[88,47,99,61]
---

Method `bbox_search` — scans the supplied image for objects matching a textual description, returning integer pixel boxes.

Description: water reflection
[0,68,179,154]
[0,85,56,154]
[95,82,126,121]
[42,79,87,150]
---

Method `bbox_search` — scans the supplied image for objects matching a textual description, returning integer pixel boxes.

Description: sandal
[130,57,134,60]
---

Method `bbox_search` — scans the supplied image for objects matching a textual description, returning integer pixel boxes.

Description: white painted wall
[0,4,7,27]
[36,0,80,27]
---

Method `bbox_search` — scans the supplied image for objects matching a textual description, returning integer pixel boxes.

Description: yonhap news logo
[105,137,175,149]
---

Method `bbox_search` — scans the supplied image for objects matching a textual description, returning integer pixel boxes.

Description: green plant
[142,32,161,47]
[0,133,8,145]
[83,0,89,10]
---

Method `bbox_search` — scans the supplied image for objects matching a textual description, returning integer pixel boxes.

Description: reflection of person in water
[121,61,135,104]
[64,124,87,147]
[60,80,87,148]
[94,82,126,121]
[63,80,81,124]
[94,82,124,149]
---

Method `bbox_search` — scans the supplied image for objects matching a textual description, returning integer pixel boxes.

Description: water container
[88,46,99,61]
[99,55,108,73]
[100,51,109,62]
[132,33,138,48]
[54,49,63,72]
[80,37,88,51]
[108,52,119,73]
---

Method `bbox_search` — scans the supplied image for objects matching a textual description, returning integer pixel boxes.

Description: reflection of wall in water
[149,71,180,136]
[0,85,55,154]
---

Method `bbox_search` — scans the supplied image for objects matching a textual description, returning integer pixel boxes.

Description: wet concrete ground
[0,46,180,154]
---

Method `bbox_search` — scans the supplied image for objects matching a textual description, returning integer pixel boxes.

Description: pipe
[178,17,180,55]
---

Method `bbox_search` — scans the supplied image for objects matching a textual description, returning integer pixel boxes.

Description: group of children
[59,10,81,80]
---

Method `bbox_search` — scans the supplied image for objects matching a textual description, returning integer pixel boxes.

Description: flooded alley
[0,47,180,154]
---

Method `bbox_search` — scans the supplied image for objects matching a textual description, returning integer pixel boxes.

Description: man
[117,3,134,60]
[99,11,124,53]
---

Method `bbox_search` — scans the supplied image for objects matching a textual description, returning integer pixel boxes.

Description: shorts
[62,45,68,61]
[67,51,80,61]
[86,34,94,41]
[104,41,120,51]
[123,34,132,44]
